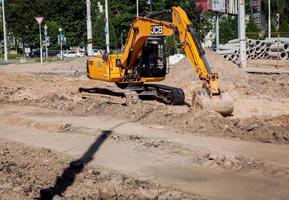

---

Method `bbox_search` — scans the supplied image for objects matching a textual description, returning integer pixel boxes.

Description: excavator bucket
[192,91,234,117]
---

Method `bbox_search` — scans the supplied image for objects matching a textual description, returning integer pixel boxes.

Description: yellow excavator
[84,6,234,116]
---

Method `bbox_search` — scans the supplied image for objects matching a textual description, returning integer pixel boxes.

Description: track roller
[145,84,185,105]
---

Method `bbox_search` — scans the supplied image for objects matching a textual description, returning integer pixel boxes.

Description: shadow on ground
[39,130,112,200]
[39,110,153,200]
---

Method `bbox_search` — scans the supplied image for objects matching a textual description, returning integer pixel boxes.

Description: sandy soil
[248,59,289,69]
[1,105,289,200]
[0,138,204,200]
[0,52,289,199]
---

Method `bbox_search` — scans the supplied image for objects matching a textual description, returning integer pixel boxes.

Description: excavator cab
[136,37,167,78]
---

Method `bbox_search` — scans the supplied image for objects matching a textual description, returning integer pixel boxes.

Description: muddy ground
[0,52,289,200]
[0,138,208,200]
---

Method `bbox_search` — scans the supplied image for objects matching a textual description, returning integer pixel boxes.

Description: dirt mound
[0,70,289,144]
[190,112,289,144]
[1,50,289,145]
[164,51,250,119]
[165,50,249,90]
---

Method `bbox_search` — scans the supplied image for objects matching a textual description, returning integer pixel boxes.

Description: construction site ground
[0,51,289,200]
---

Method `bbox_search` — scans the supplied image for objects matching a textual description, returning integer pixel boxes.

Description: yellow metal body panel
[87,54,166,83]
[171,7,209,79]
[87,18,175,83]
[88,54,121,82]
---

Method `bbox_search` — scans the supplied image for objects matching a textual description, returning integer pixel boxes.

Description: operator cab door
[137,37,167,78]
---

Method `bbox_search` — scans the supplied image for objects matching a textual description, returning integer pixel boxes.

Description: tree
[4,0,214,51]
[6,0,87,49]
[265,0,288,22]
[262,0,289,31]
[246,19,260,39]
[220,16,238,44]
[92,13,106,50]
[163,0,213,41]
[279,20,289,37]
[45,21,60,49]
[44,0,86,47]
[6,0,43,49]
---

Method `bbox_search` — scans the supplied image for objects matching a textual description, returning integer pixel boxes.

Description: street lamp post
[86,0,93,56]
[136,0,139,17]
[1,0,8,62]
[147,0,152,13]
[268,0,271,38]
[59,28,63,60]
[39,23,43,63]
[105,0,110,53]
[35,16,44,64]
[44,24,48,59]
[239,0,246,68]
[215,14,220,51]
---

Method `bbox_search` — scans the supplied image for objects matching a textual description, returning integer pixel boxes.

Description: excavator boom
[171,7,220,95]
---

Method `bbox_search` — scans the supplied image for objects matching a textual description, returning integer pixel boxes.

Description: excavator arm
[119,7,220,95]
[171,7,220,95]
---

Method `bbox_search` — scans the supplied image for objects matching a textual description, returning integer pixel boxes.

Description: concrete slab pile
[216,38,289,63]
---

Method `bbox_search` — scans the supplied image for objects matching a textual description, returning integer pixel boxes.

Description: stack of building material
[216,39,241,62]
[247,39,270,60]
[267,38,289,60]
[216,37,289,62]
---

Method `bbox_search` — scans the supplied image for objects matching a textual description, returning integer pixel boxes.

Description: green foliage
[262,0,289,33]
[165,36,179,54]
[6,0,41,48]
[45,21,60,49]
[220,16,238,44]
[93,0,212,49]
[0,20,3,41]
[279,20,289,37]
[246,20,260,39]
[263,0,289,22]
[6,0,86,49]
[93,14,106,50]
[3,0,289,52]
[45,0,87,47]
[4,0,211,51]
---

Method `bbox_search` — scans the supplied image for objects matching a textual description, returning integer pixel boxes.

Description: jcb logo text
[151,26,163,35]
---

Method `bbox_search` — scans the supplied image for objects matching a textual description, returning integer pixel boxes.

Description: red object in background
[195,0,210,13]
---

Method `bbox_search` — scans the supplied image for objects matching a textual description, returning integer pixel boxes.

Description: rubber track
[145,84,185,105]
